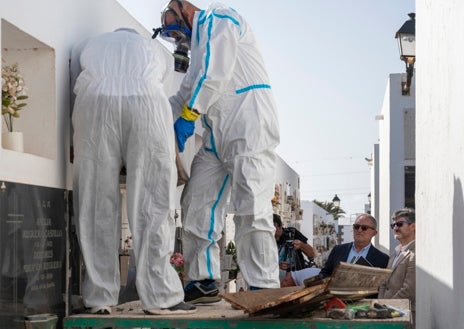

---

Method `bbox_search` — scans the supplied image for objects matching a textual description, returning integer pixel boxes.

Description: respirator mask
[153,1,192,73]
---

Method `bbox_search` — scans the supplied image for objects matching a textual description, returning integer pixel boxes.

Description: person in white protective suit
[70,28,196,315]
[154,1,281,304]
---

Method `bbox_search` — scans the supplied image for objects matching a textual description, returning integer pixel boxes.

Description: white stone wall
[300,200,337,267]
[370,144,380,246]
[416,1,464,328]
[272,155,301,225]
[376,73,415,254]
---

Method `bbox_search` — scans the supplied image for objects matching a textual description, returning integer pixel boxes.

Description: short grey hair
[355,213,377,229]
[392,208,415,223]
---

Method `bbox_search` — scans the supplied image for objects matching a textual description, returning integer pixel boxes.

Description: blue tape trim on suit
[202,115,219,159]
[235,84,271,94]
[206,174,230,279]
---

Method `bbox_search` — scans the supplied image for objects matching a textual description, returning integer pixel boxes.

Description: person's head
[352,213,378,249]
[157,0,199,41]
[273,213,284,240]
[391,208,415,245]
[160,1,196,32]
[153,1,200,72]
[280,271,296,287]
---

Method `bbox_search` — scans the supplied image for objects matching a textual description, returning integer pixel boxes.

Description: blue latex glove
[174,117,195,152]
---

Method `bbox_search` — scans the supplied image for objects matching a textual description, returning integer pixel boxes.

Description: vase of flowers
[2,63,28,152]
[170,252,185,282]
[2,131,24,152]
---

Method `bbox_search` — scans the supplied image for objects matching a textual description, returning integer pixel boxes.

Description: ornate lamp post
[395,13,416,95]
[332,194,342,244]
[332,194,341,208]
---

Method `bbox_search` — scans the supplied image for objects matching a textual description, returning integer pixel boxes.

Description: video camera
[283,227,296,246]
[282,227,296,272]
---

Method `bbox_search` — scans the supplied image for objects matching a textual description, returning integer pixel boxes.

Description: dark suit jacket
[319,242,389,278]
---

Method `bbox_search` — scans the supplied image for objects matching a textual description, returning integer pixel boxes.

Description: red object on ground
[325,297,346,311]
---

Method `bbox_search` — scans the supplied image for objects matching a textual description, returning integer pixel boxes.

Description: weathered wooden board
[220,283,330,315]
[304,275,327,287]
[220,284,328,314]
[328,262,392,295]
[221,263,392,316]
[251,288,331,317]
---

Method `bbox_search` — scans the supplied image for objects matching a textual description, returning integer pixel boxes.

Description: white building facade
[373,73,415,254]
[415,1,464,328]
[299,200,338,268]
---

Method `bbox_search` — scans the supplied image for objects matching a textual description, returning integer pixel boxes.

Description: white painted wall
[338,214,358,245]
[370,144,380,246]
[299,201,315,243]
[376,73,415,253]
[273,155,301,225]
[300,200,337,267]
[416,1,464,328]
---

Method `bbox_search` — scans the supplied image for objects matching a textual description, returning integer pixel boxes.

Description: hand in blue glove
[174,117,195,152]
[174,104,200,152]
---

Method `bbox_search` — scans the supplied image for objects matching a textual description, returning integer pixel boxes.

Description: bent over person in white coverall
[155,1,280,304]
[70,28,196,315]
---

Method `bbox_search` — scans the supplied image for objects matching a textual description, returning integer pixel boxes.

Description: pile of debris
[220,262,392,318]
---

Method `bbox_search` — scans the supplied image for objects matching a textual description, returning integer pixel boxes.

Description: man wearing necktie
[319,213,389,278]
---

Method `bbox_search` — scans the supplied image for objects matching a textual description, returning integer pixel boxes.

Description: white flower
[2,63,28,132]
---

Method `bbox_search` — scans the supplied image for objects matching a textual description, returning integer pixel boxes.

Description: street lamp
[331,194,342,244]
[395,12,416,96]
[332,194,341,208]
[366,192,372,214]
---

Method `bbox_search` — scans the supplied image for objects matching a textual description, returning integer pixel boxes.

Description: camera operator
[273,214,316,280]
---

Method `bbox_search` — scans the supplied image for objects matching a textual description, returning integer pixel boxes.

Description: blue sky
[117,0,415,215]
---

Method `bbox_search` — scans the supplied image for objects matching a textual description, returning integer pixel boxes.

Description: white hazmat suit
[71,29,184,309]
[171,3,280,288]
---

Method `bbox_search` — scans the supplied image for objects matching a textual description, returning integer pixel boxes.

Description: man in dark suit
[320,213,389,278]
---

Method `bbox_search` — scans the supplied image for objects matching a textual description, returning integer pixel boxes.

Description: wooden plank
[220,286,301,313]
[221,264,391,316]
[220,283,328,314]
[327,262,392,295]
[252,289,332,317]
[303,275,327,287]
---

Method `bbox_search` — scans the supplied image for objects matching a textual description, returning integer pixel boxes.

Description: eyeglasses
[353,224,375,231]
[390,221,410,229]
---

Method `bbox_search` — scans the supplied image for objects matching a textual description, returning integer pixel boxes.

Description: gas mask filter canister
[152,26,192,73]
[173,41,190,73]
